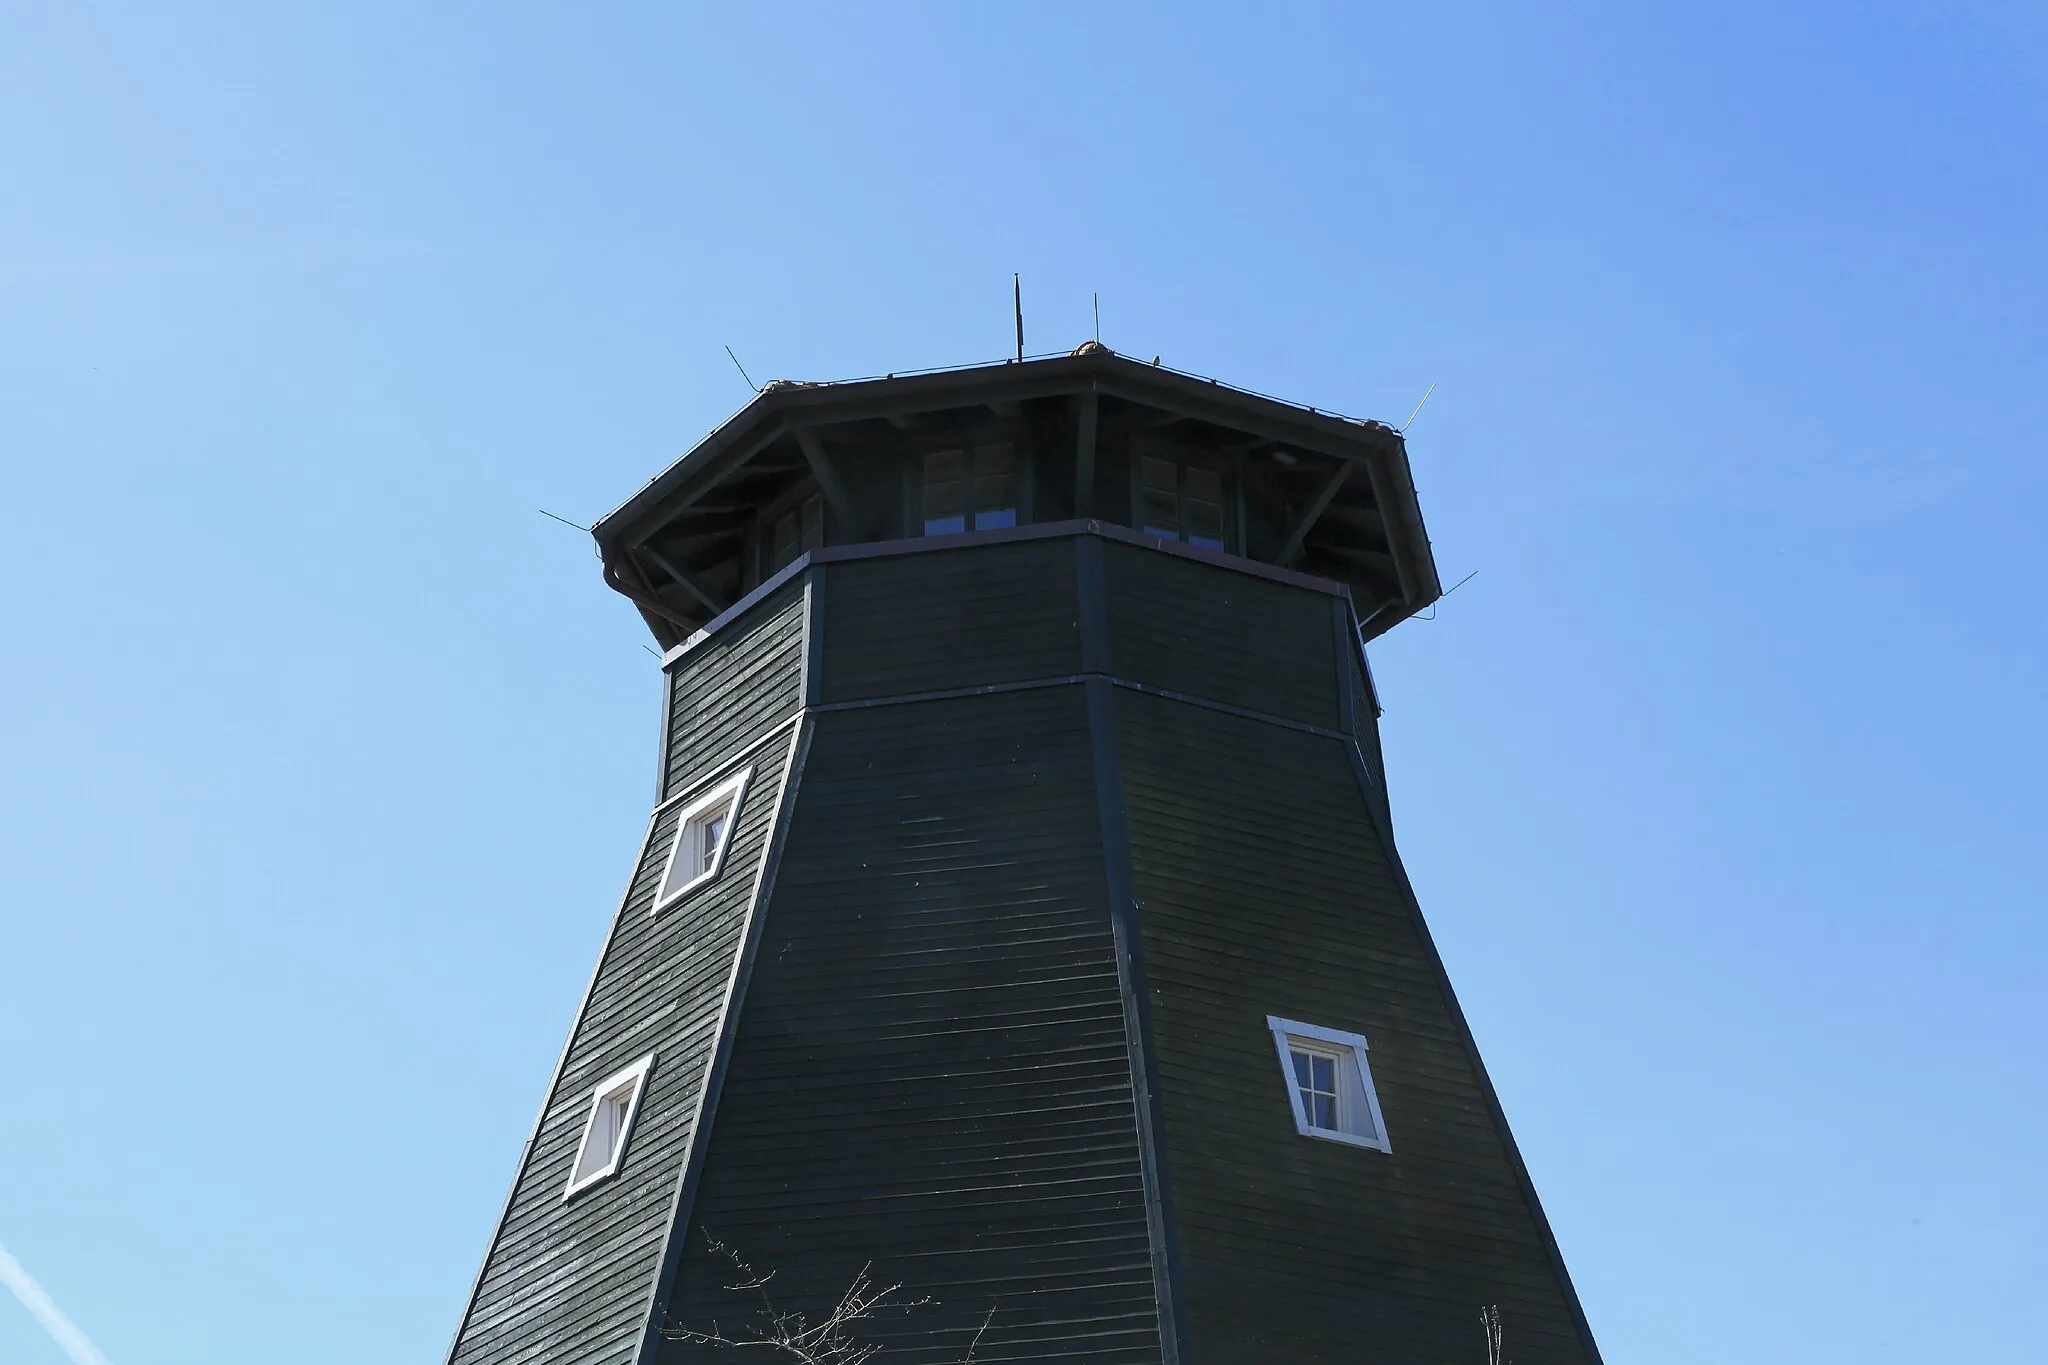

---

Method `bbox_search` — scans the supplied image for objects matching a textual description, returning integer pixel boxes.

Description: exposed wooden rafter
[636,544,729,617]
[1276,462,1353,568]
[792,427,859,534]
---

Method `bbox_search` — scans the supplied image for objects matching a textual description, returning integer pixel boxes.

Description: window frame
[653,767,752,912]
[1129,446,1235,552]
[1265,1014,1392,1153]
[914,442,1028,537]
[562,1053,656,1200]
[752,486,824,585]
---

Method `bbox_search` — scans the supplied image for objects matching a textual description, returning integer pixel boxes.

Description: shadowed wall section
[657,692,1163,1365]
[447,528,1597,1365]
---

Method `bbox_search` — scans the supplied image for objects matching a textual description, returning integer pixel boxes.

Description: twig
[1481,1305,1508,1365]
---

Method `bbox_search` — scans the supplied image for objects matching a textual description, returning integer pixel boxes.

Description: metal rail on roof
[598,348,1399,541]
[725,347,1387,432]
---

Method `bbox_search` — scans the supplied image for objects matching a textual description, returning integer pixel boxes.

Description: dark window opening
[1136,455,1228,550]
[762,494,823,579]
[924,446,1017,535]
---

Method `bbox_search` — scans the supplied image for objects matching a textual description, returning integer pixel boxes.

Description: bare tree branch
[659,1235,990,1365]
[1481,1304,1508,1365]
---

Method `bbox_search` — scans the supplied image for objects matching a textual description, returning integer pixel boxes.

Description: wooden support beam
[1276,462,1352,568]
[845,419,1020,460]
[1307,540,1398,572]
[792,426,859,534]
[1361,451,1420,606]
[1132,405,1189,430]
[637,545,728,617]
[602,552,696,646]
[1075,391,1100,517]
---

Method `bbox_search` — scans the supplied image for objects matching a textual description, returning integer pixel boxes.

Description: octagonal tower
[444,346,1602,1365]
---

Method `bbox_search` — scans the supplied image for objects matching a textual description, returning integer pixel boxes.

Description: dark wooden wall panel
[663,583,805,799]
[657,690,1163,1365]
[1115,689,1594,1365]
[1344,641,1396,834]
[449,609,806,1365]
[817,540,1081,703]
[1101,542,1340,730]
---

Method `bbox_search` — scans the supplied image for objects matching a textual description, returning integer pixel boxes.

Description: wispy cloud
[0,1240,113,1365]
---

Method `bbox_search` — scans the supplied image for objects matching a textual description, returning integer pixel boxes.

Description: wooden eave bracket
[600,552,698,648]
[637,543,729,618]
[791,426,860,534]
[1277,462,1353,569]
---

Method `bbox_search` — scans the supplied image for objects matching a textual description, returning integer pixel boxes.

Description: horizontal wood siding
[1115,689,1594,1365]
[449,703,802,1364]
[658,690,1163,1365]
[663,583,805,799]
[817,540,1082,703]
[1346,645,1396,834]
[1100,541,1340,729]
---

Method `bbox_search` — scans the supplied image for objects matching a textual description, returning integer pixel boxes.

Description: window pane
[799,494,823,551]
[924,450,967,535]
[700,808,728,872]
[1138,456,1179,537]
[1311,1094,1338,1129]
[577,1097,621,1179]
[970,445,1018,531]
[1311,1055,1335,1092]
[1185,467,1225,549]
[1292,1050,1312,1088]
[768,510,799,572]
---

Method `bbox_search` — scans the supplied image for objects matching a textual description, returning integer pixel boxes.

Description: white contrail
[0,1240,113,1365]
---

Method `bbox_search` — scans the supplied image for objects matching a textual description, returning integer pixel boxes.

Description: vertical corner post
[1078,538,1189,1365]
[633,716,817,1364]
[654,665,677,805]
[799,564,826,709]
[1075,390,1100,518]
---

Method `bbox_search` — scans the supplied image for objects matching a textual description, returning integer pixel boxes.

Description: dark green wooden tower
[445,345,1602,1365]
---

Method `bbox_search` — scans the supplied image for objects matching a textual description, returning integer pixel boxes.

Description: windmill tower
[445,346,1602,1365]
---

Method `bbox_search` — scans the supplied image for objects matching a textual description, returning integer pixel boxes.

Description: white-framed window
[563,1054,655,1199]
[1266,1015,1391,1153]
[655,768,751,910]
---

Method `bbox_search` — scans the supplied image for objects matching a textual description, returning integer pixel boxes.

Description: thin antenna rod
[1093,292,1100,343]
[1403,381,1437,432]
[538,508,592,533]
[1013,274,1024,362]
[724,345,758,392]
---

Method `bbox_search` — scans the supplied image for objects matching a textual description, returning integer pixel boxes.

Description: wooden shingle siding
[1100,541,1341,730]
[817,539,1082,703]
[662,583,805,800]
[1115,686,1594,1365]
[448,594,807,1365]
[657,691,1164,1365]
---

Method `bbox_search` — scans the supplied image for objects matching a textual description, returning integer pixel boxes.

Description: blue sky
[2,4,2043,1362]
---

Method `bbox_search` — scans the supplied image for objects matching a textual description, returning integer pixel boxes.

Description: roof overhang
[593,348,1441,640]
